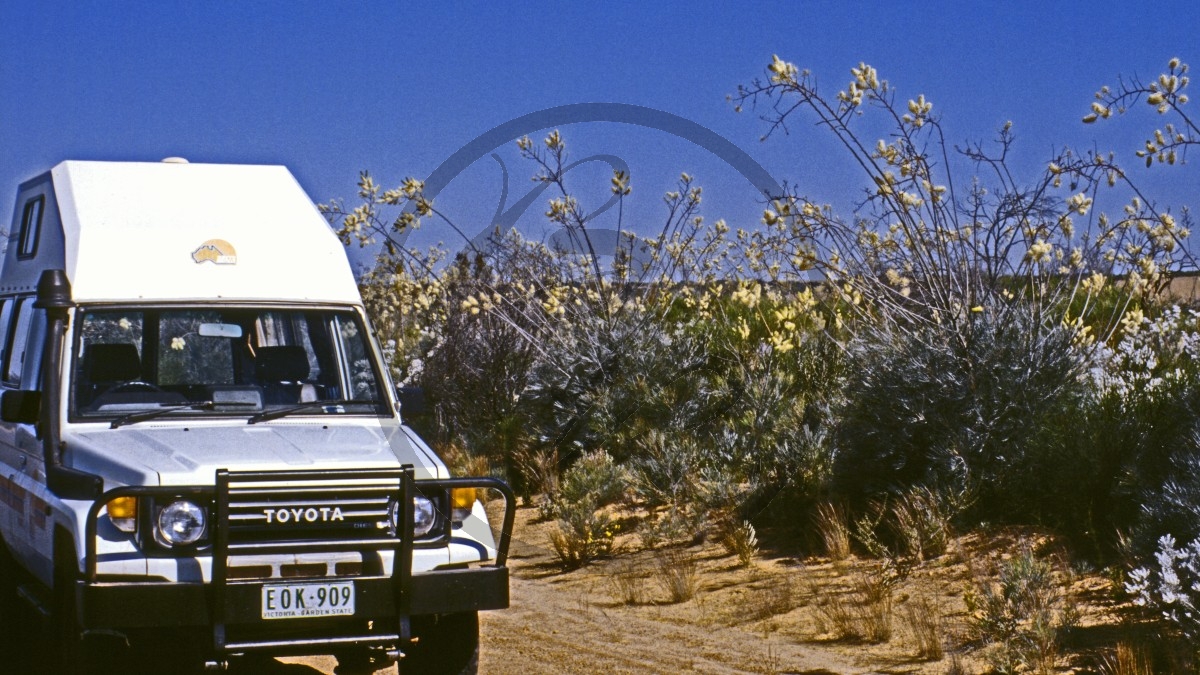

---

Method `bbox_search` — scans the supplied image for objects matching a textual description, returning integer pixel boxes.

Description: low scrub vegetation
[965,546,1078,674]
[654,547,699,604]
[812,566,896,643]
[903,595,944,661]
[327,55,1200,662]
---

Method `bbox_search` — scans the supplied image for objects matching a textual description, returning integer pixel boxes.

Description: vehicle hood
[64,420,445,487]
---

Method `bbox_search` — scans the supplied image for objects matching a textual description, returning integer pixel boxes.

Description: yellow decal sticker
[192,239,238,265]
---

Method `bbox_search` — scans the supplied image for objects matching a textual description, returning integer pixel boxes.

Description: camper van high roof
[3,160,360,304]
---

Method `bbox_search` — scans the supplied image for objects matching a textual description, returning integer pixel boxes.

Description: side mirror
[1,390,40,424]
[396,387,426,416]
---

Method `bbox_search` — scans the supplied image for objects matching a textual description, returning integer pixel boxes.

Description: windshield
[71,307,387,420]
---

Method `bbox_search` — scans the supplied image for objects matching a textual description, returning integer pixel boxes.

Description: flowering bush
[324,56,1196,561]
[732,55,1194,541]
[1067,306,1200,554]
[733,58,1191,347]
[1091,305,1200,400]
[1126,534,1200,643]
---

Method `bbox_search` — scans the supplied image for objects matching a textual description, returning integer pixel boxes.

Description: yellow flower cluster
[1081,272,1106,294]
[1137,123,1186,167]
[903,94,933,128]
[1120,307,1145,335]
[1062,314,1094,347]
[545,196,578,225]
[837,62,882,108]
[768,54,799,86]
[610,170,631,196]
[1066,193,1093,216]
[1026,240,1054,263]
[461,293,498,316]
[730,281,763,308]
[1082,101,1113,124]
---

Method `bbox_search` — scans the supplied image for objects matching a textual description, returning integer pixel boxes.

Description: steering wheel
[106,381,165,394]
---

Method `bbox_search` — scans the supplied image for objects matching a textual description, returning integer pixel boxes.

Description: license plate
[261,580,355,620]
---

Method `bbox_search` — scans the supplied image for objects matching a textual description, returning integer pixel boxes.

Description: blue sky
[2,1,1197,270]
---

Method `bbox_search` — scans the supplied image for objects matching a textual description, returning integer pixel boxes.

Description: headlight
[412,495,437,537]
[156,500,208,547]
[390,495,438,538]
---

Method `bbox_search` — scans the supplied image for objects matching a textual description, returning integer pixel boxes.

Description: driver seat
[79,343,143,408]
[255,346,317,405]
[84,343,143,384]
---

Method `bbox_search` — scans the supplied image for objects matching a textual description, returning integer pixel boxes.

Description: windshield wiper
[109,400,260,429]
[246,399,381,425]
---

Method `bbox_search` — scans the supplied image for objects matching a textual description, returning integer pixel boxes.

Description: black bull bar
[80,468,515,657]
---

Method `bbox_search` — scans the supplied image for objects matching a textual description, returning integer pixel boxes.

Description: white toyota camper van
[0,160,513,674]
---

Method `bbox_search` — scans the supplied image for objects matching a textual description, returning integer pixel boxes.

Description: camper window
[17,196,44,259]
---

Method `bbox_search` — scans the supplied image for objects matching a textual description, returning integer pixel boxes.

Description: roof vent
[161,157,189,164]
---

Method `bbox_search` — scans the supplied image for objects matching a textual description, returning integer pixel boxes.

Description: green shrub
[547,497,617,570]
[853,488,956,563]
[835,307,1087,527]
[540,449,628,521]
[1061,305,1200,556]
[638,505,708,550]
[717,519,759,567]
[628,430,704,510]
[540,450,629,569]
[965,546,1075,674]
[525,298,714,465]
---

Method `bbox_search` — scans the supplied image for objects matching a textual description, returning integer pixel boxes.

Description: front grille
[225,479,399,544]
[215,468,420,559]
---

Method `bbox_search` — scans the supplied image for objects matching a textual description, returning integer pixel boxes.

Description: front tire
[51,535,128,675]
[0,540,35,672]
[52,536,87,674]
[399,612,479,675]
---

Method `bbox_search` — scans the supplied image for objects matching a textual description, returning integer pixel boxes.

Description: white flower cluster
[402,357,425,387]
[1126,534,1200,639]
[1090,306,1200,399]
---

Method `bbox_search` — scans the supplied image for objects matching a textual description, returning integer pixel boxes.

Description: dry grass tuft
[814,502,852,560]
[512,446,560,499]
[903,595,944,660]
[719,519,760,567]
[1098,642,1153,675]
[608,558,649,606]
[654,547,699,603]
[754,642,783,675]
[813,567,893,643]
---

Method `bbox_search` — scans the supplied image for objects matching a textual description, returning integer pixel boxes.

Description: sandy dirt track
[276,504,1123,675]
[281,507,893,675]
